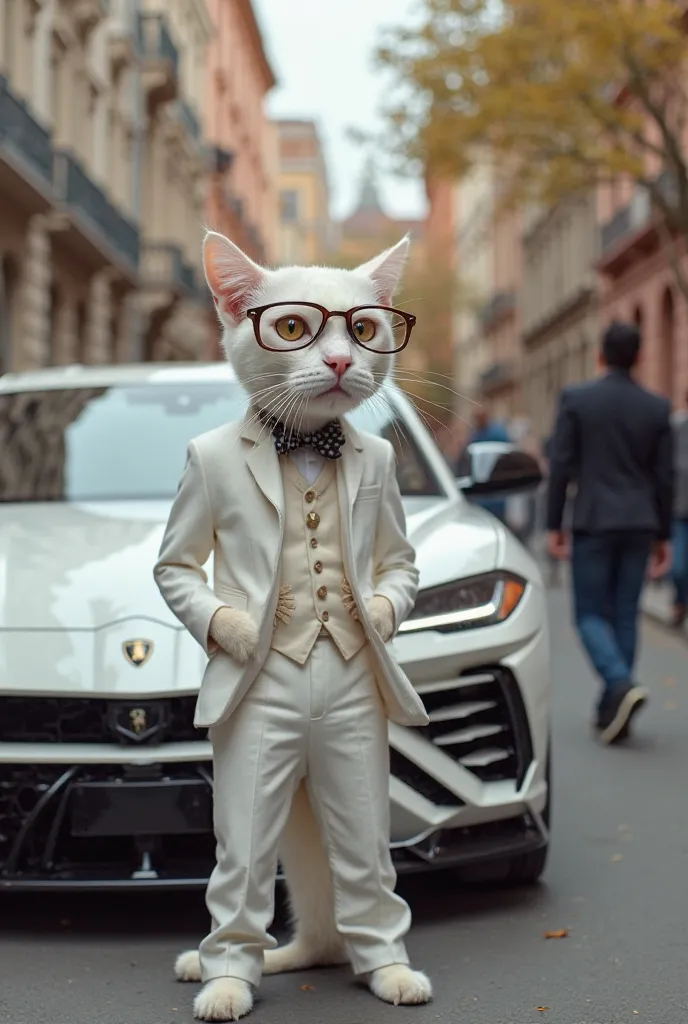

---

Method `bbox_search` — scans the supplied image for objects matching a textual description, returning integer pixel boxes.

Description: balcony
[0,75,53,207]
[478,290,516,333]
[52,150,140,278]
[599,171,680,276]
[137,13,179,108]
[479,360,518,395]
[140,244,207,302]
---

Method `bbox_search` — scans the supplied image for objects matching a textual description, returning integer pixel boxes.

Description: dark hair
[602,321,641,370]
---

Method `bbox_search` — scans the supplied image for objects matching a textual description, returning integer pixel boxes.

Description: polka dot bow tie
[260,413,346,460]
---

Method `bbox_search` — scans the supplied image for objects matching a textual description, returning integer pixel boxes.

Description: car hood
[0,496,500,697]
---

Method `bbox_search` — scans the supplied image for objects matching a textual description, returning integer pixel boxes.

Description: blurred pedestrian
[670,393,688,626]
[463,407,511,523]
[546,321,674,745]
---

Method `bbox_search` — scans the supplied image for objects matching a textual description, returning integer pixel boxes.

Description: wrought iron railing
[0,75,53,185]
[136,13,179,74]
[478,290,516,330]
[53,150,140,271]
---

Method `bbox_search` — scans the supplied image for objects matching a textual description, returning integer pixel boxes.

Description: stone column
[52,297,78,366]
[85,269,114,364]
[14,214,52,371]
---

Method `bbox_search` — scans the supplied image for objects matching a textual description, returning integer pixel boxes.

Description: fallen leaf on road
[611,853,624,863]
[544,929,568,939]
[300,984,316,992]
[536,1007,550,1012]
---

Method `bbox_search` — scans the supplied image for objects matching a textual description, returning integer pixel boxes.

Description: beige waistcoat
[271,457,366,664]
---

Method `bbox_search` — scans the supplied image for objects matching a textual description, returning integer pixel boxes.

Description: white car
[0,362,550,890]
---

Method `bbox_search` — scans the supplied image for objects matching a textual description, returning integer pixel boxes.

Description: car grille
[0,696,200,744]
[417,666,533,788]
[0,762,216,880]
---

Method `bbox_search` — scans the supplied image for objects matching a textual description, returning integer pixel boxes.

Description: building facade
[521,195,599,441]
[0,0,277,373]
[598,176,688,407]
[274,119,332,267]
[452,160,493,410]
[205,0,277,271]
[478,205,523,421]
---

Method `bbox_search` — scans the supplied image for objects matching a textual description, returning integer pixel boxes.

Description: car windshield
[0,382,443,502]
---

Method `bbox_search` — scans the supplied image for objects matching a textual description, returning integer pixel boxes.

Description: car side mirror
[456,442,543,497]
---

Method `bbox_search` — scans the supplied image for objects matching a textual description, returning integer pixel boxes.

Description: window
[280,190,299,223]
[0,383,444,502]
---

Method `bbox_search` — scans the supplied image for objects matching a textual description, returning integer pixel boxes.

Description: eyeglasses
[246,302,416,354]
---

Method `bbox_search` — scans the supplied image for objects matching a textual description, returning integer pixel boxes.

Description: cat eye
[352,317,376,343]
[246,302,415,354]
[274,314,307,342]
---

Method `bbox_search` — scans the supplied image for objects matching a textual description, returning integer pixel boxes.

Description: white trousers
[199,637,411,986]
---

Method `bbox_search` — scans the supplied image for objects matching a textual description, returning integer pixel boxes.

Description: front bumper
[0,758,546,891]
[0,587,550,890]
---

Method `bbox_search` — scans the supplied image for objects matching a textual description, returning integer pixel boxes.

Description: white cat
[173,231,432,1021]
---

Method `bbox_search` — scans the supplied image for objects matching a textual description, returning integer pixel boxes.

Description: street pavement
[2,589,688,1024]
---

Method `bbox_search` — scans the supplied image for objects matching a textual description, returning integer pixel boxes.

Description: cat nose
[324,354,352,378]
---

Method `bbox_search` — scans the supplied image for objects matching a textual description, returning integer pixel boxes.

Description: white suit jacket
[154,412,429,729]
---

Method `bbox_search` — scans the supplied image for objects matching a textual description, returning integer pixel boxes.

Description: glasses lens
[350,307,408,352]
[258,304,324,350]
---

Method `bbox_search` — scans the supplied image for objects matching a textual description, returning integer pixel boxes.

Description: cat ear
[354,235,410,305]
[203,231,266,324]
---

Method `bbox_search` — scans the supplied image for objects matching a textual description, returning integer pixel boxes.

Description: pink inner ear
[204,235,263,324]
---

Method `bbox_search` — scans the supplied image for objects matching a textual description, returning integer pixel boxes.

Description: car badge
[129,707,147,734]
[123,639,154,667]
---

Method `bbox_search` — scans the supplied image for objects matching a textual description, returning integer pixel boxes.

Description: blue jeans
[672,519,688,606]
[572,532,653,701]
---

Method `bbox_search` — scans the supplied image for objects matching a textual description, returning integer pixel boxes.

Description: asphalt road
[2,589,688,1024]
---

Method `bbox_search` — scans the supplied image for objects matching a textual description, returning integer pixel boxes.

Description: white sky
[253,0,427,222]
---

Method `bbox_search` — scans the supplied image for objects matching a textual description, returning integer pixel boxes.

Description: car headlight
[398,571,527,634]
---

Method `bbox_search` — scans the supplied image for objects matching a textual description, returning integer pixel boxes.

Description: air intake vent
[416,668,533,787]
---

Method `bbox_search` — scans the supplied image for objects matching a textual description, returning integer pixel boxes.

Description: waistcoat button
[314,561,323,573]
[321,610,330,622]
[306,511,320,529]
[317,585,327,599]
[304,490,315,503]
[310,538,318,548]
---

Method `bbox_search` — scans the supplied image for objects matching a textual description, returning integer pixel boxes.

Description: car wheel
[503,744,551,886]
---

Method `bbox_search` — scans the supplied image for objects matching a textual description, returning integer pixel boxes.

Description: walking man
[670,394,688,627]
[547,321,674,744]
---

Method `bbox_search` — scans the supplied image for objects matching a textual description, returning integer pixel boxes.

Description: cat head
[203,231,411,429]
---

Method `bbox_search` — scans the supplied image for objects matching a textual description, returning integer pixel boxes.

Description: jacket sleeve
[546,388,578,531]
[372,443,420,630]
[153,442,227,654]
[654,402,674,542]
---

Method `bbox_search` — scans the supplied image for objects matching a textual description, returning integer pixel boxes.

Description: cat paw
[209,607,259,664]
[366,595,395,643]
[369,964,433,1006]
[193,978,254,1021]
[263,939,347,975]
[175,949,201,982]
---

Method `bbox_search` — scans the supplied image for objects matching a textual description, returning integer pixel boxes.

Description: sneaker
[595,684,648,745]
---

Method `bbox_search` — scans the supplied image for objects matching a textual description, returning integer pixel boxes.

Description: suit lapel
[337,420,365,567]
[241,414,284,517]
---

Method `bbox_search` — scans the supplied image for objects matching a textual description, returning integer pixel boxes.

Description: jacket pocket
[357,484,381,502]
[214,585,249,612]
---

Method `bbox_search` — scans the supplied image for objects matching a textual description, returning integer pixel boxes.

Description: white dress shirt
[290,448,325,485]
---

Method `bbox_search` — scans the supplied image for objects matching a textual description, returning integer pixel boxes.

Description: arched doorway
[660,288,675,402]
[0,253,19,375]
